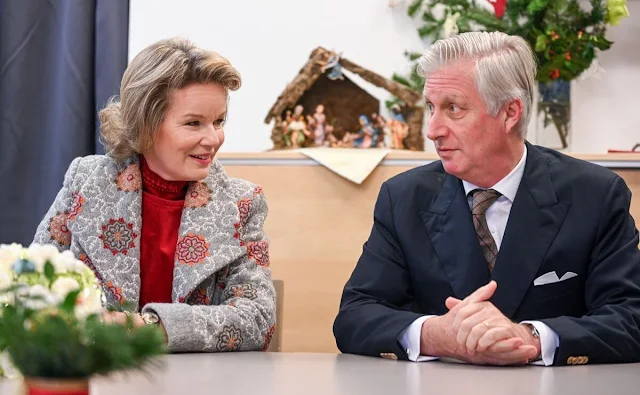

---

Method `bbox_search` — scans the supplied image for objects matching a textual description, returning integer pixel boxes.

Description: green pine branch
[0,301,165,378]
[463,8,512,31]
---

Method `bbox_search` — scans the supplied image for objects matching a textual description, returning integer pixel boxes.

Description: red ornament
[488,0,507,19]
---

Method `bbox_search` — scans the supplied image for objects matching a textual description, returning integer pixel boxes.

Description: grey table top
[1,352,639,395]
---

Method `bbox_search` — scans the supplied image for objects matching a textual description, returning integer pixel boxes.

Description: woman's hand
[101,311,146,327]
[101,311,168,344]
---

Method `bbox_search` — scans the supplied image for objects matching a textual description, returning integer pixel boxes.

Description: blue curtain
[0,0,129,245]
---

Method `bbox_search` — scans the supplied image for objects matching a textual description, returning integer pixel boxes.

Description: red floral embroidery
[233,223,245,247]
[49,212,71,246]
[253,185,264,196]
[216,325,243,351]
[68,192,85,221]
[184,182,212,208]
[99,218,137,255]
[247,240,269,268]
[233,197,253,247]
[176,233,210,266]
[187,288,211,305]
[105,281,124,304]
[227,284,257,300]
[115,164,141,192]
[79,253,102,284]
[262,324,276,351]
[237,197,252,229]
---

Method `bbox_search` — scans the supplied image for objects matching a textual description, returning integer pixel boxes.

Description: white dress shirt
[399,145,559,365]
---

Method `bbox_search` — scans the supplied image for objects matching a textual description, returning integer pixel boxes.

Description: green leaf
[418,24,440,39]
[564,61,577,73]
[464,8,510,31]
[405,51,424,61]
[594,36,613,51]
[409,73,425,91]
[422,12,436,22]
[407,0,424,17]
[392,74,411,87]
[535,34,548,52]
[44,261,55,282]
[61,290,81,313]
[385,98,405,110]
[527,0,549,14]
[583,46,595,60]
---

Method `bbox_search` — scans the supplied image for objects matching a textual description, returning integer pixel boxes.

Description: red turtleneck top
[138,157,188,307]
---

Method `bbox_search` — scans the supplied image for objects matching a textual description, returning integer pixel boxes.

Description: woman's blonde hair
[99,37,241,161]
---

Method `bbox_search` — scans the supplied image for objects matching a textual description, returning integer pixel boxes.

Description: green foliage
[392,0,626,148]
[43,262,55,283]
[0,293,165,379]
[397,0,621,90]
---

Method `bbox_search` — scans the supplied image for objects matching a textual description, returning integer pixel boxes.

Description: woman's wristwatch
[141,311,160,326]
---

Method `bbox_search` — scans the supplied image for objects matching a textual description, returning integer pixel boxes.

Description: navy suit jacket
[333,143,640,365]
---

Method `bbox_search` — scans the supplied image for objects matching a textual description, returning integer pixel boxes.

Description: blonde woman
[34,38,276,353]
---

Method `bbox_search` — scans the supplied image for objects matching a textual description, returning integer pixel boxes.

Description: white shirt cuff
[521,320,559,366]
[398,315,440,362]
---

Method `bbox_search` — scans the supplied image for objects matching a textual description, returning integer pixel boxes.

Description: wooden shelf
[217,150,640,168]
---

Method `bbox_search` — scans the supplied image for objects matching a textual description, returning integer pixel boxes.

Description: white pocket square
[534,271,578,286]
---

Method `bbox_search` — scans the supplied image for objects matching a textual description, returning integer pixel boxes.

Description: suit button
[567,357,575,365]
[583,356,589,364]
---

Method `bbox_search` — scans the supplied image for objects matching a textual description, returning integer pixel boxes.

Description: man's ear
[503,98,523,135]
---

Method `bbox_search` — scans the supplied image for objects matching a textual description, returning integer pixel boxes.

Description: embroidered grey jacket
[33,155,276,353]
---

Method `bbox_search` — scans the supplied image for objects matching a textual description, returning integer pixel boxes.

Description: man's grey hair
[417,31,537,138]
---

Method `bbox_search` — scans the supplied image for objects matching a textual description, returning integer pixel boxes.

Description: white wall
[571,0,640,153]
[129,0,640,153]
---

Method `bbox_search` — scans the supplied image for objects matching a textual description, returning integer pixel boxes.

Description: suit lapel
[171,161,247,302]
[490,144,569,318]
[421,174,491,299]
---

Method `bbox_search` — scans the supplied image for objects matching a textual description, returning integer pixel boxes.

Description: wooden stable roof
[264,47,422,124]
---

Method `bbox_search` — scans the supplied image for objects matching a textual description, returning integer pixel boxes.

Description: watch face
[143,312,160,325]
[531,326,540,338]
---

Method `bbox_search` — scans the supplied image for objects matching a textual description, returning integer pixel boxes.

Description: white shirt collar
[462,145,527,202]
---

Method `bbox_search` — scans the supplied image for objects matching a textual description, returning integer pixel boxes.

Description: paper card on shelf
[298,148,390,185]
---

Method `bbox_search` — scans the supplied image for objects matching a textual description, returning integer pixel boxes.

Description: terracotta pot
[23,377,89,395]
